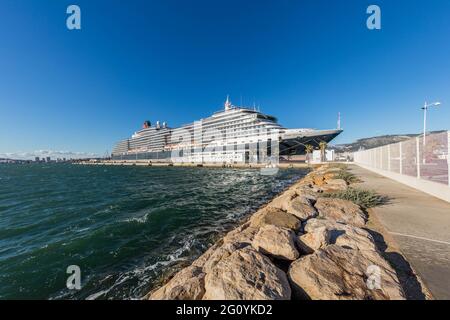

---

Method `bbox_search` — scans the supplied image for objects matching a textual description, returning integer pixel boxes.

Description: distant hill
[331,131,446,152]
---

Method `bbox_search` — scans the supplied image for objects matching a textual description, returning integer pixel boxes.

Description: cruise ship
[111,97,343,164]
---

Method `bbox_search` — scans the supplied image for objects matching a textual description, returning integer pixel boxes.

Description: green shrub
[334,170,361,184]
[322,188,388,209]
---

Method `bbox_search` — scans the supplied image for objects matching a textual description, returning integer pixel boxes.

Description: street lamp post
[421,101,441,164]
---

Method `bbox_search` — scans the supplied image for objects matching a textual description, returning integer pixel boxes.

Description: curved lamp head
[423,102,442,109]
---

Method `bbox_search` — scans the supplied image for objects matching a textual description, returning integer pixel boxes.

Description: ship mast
[224,95,232,111]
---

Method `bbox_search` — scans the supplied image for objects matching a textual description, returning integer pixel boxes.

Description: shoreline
[146,164,429,300]
[144,166,312,297]
[76,160,310,170]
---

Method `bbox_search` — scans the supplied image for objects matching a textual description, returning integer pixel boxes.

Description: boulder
[308,185,324,194]
[292,185,319,201]
[222,223,259,247]
[252,225,299,260]
[192,242,223,269]
[303,218,347,233]
[267,190,296,211]
[268,193,317,221]
[202,242,241,274]
[288,245,405,300]
[297,226,330,254]
[203,247,291,300]
[303,218,377,252]
[149,266,205,300]
[323,179,348,191]
[250,207,301,231]
[324,172,339,180]
[313,175,326,186]
[314,198,367,227]
[297,192,317,204]
[286,197,318,221]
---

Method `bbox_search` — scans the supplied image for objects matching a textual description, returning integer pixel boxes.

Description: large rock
[192,242,223,269]
[323,172,339,180]
[297,226,330,254]
[252,225,299,260]
[269,190,297,209]
[288,245,405,300]
[250,207,301,231]
[293,185,320,200]
[222,223,259,247]
[303,218,348,233]
[203,247,291,300]
[295,190,317,204]
[313,175,326,186]
[314,198,367,227]
[286,197,318,221]
[202,242,240,274]
[322,179,348,192]
[149,266,205,300]
[195,225,259,274]
[303,218,377,252]
[268,192,317,221]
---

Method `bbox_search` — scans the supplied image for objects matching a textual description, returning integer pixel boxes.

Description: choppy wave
[0,164,306,299]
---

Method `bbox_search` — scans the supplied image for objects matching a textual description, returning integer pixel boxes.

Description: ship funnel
[143,120,151,129]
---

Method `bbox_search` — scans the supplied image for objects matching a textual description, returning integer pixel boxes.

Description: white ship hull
[112,98,343,164]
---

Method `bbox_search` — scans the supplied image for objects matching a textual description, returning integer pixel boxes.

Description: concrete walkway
[349,165,450,300]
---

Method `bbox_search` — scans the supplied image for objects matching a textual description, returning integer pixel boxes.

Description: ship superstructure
[111,97,343,163]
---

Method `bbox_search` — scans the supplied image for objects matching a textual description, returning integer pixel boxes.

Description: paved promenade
[350,165,450,299]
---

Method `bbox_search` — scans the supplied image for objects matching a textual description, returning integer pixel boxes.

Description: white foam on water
[84,234,198,300]
[86,289,110,300]
[122,212,149,224]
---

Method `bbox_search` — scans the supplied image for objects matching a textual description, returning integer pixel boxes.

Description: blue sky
[1,0,449,157]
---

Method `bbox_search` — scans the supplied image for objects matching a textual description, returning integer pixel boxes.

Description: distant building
[35,157,40,162]
[46,157,51,162]
[335,151,354,162]
[311,149,335,163]
[325,150,334,162]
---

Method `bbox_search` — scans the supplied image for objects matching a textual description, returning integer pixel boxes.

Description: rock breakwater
[147,165,406,300]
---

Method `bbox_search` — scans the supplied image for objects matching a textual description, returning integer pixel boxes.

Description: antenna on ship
[337,112,341,130]
[225,95,232,111]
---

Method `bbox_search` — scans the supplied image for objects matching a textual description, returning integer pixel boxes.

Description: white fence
[353,131,450,203]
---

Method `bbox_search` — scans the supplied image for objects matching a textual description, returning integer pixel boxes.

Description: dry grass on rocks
[322,187,388,209]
